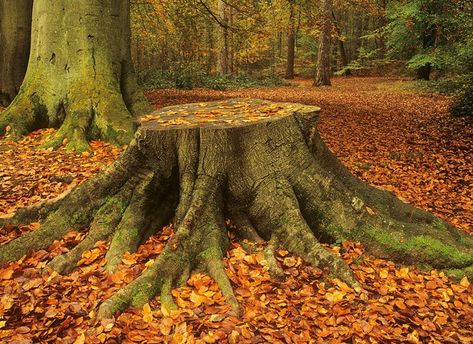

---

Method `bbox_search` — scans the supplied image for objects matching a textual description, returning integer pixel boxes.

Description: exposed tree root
[0,99,471,320]
[0,182,77,227]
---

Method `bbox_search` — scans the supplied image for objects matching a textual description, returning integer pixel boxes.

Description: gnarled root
[97,174,239,319]
[0,182,77,227]
[0,99,471,320]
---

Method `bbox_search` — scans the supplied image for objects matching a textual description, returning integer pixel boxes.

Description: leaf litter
[0,77,472,343]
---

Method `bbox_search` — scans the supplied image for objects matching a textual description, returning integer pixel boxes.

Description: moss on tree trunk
[0,99,471,319]
[0,0,150,151]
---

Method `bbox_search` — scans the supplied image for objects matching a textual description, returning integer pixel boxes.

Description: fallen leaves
[139,100,300,129]
[0,77,472,342]
[0,129,122,216]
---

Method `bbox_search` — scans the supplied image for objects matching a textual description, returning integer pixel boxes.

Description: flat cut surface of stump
[140,98,321,129]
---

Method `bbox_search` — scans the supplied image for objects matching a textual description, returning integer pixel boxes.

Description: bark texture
[0,0,33,107]
[0,0,150,151]
[0,99,471,320]
[314,0,333,86]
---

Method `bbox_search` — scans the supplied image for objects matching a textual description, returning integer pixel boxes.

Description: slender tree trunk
[216,0,229,75]
[332,10,351,76]
[415,26,436,81]
[377,0,387,60]
[285,0,296,79]
[278,32,283,58]
[207,19,215,75]
[0,0,150,151]
[0,0,33,107]
[416,64,432,81]
[314,0,333,86]
[228,6,235,74]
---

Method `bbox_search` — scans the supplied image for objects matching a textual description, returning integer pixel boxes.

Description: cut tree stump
[1,98,472,319]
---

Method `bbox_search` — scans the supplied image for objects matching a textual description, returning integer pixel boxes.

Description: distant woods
[129,0,473,91]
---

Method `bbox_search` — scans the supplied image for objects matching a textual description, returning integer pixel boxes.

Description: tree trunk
[216,0,230,76]
[0,0,150,151]
[314,0,333,86]
[1,99,471,320]
[207,18,216,75]
[416,64,432,81]
[285,0,296,80]
[332,10,351,76]
[0,0,33,107]
[415,24,436,81]
[228,6,235,74]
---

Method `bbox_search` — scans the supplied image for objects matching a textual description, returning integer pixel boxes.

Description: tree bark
[0,0,150,151]
[285,0,296,80]
[1,99,471,320]
[0,0,33,107]
[314,0,333,86]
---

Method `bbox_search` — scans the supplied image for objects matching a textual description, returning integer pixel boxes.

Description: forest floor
[0,77,471,343]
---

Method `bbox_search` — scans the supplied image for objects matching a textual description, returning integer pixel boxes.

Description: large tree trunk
[314,0,333,86]
[1,99,471,320]
[285,0,296,80]
[0,0,33,107]
[0,0,150,151]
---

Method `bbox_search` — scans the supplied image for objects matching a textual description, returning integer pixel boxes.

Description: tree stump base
[1,99,472,319]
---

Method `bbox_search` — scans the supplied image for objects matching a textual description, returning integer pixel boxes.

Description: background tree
[386,0,473,81]
[0,0,150,151]
[285,0,297,79]
[216,0,231,75]
[0,0,33,107]
[314,0,333,86]
[332,10,351,75]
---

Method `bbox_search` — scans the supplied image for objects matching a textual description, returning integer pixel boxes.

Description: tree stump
[1,99,472,319]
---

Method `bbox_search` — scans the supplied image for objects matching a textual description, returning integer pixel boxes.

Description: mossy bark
[0,99,471,319]
[0,0,33,107]
[0,0,150,151]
